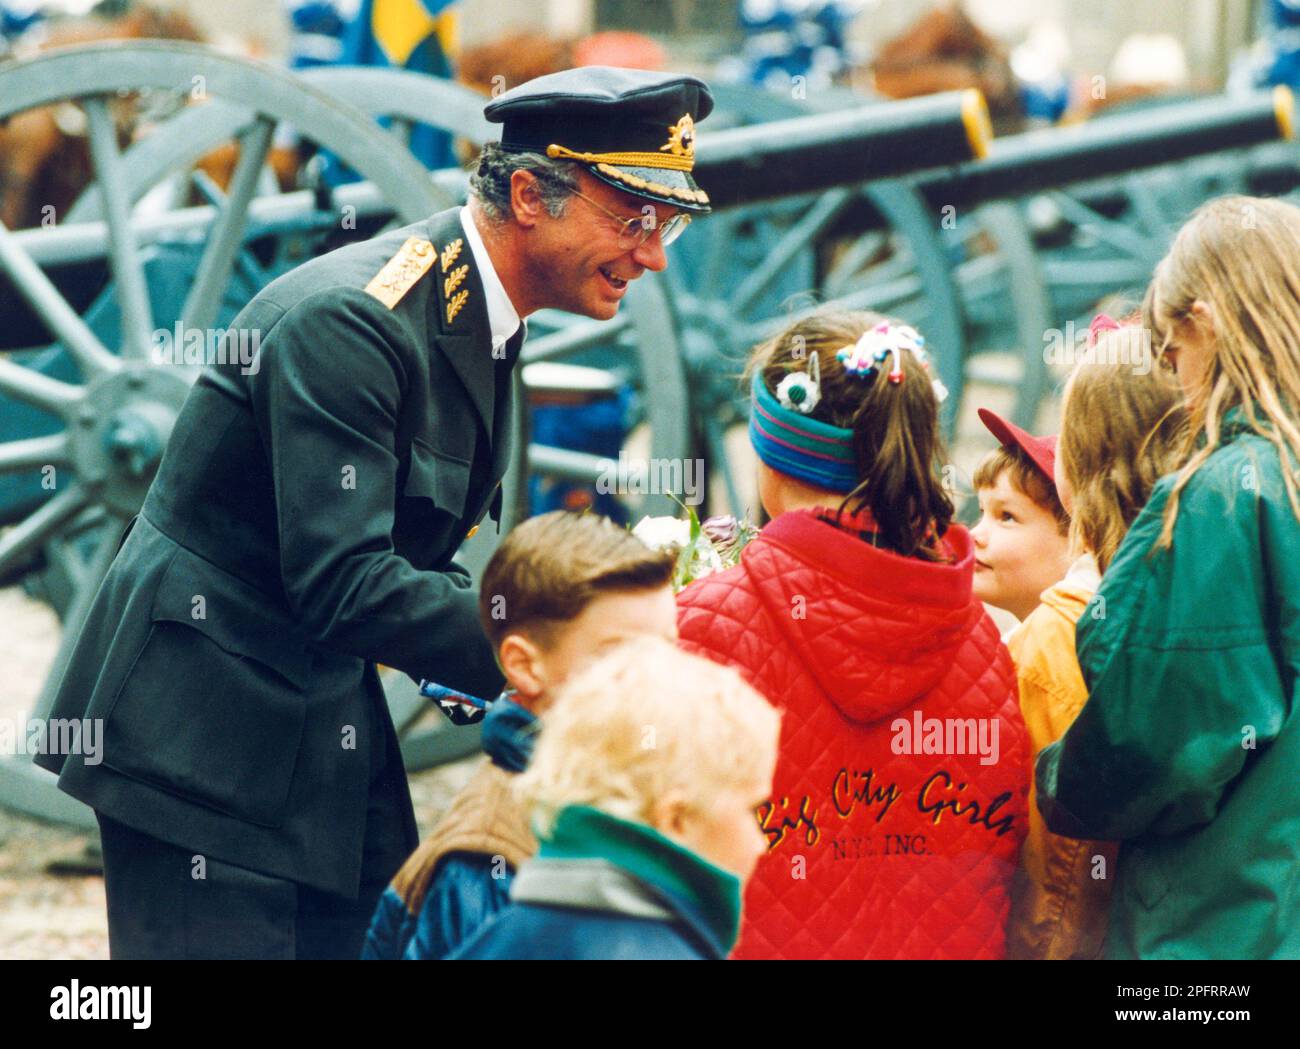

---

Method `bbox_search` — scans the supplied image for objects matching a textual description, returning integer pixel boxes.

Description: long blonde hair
[1057,329,1185,572]
[1143,195,1300,548]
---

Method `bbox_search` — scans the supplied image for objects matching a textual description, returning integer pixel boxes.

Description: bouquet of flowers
[632,507,759,592]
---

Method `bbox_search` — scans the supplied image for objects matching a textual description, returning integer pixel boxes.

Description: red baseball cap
[977,408,1058,486]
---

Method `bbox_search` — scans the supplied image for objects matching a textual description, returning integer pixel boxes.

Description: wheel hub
[68,365,192,517]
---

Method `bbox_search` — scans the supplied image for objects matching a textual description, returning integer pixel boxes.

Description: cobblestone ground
[0,372,1045,958]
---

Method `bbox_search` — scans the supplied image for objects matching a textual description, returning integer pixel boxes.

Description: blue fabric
[360,885,416,960]
[402,854,515,959]
[363,692,536,959]
[362,855,515,960]
[450,807,736,959]
[449,904,709,960]
[480,694,539,773]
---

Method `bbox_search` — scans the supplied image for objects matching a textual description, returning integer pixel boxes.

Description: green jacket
[1037,417,1300,959]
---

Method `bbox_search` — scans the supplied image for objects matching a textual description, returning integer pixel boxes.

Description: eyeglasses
[569,189,692,250]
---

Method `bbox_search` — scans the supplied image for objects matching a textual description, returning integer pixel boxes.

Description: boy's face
[504,584,679,715]
[659,772,775,887]
[970,470,1071,622]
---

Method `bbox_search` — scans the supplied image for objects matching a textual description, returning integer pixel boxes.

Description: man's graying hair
[469,142,580,222]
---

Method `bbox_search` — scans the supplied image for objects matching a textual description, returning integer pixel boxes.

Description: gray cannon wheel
[0,42,449,828]
[63,64,493,226]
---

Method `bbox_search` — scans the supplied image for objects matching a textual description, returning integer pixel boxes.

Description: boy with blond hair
[362,511,677,960]
[452,636,780,960]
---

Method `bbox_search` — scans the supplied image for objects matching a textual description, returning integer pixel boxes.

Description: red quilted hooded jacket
[677,508,1029,959]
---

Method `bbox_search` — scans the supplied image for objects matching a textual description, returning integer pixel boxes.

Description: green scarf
[539,805,743,953]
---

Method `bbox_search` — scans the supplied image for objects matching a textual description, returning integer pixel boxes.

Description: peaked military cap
[483,66,714,214]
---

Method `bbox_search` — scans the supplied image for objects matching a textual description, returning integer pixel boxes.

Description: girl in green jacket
[1037,195,1300,959]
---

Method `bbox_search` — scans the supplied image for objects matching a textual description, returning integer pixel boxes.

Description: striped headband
[748,369,859,493]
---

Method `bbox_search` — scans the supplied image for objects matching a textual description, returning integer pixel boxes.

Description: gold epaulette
[364,237,436,309]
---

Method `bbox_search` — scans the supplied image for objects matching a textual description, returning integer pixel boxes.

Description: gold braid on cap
[546,144,694,171]
[592,163,710,205]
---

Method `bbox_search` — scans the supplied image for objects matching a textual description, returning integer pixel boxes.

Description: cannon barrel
[812,87,1296,234]
[5,88,1294,270]
[912,86,1295,211]
[694,89,992,208]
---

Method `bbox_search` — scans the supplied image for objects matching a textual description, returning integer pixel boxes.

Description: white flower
[632,515,691,551]
[775,370,821,414]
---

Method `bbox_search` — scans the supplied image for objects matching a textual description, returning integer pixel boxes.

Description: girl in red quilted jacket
[677,308,1029,959]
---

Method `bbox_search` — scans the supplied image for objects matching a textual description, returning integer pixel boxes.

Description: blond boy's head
[479,511,677,713]
[515,636,780,884]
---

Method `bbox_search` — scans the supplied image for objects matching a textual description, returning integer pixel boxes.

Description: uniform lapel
[427,209,496,440]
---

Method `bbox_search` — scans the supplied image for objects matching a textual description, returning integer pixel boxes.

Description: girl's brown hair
[1057,329,1186,572]
[1143,195,1300,548]
[746,308,954,559]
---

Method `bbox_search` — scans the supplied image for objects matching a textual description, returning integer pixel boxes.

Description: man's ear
[508,170,546,230]
[497,632,546,704]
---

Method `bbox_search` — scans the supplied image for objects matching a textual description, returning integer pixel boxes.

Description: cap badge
[660,113,696,159]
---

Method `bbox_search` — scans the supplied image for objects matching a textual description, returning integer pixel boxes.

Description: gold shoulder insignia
[444,263,469,298]
[363,237,435,310]
[446,289,469,325]
[440,238,464,273]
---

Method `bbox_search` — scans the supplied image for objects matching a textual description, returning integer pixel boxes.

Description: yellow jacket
[1005,556,1117,960]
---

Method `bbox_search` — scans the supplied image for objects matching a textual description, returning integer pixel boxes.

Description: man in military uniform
[34,67,713,959]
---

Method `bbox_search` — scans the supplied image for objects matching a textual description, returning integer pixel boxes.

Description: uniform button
[466,525,479,539]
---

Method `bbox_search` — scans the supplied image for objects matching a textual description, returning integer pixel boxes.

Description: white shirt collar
[459,204,524,349]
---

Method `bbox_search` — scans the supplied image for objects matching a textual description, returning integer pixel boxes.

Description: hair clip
[1088,312,1121,347]
[775,350,822,415]
[835,322,947,401]
[885,348,905,384]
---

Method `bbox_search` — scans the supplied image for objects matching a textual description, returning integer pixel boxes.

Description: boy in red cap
[969,408,1072,625]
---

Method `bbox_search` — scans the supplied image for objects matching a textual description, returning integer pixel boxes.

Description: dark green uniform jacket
[1037,415,1300,959]
[36,207,513,898]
